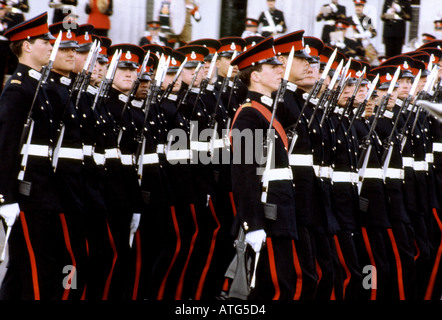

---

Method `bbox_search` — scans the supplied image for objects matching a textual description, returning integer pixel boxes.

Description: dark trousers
[0,210,70,300]
[383,37,404,58]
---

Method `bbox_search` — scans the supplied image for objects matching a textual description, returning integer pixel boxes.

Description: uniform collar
[247,90,273,108]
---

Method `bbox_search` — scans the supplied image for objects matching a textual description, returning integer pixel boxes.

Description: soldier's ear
[22,40,32,54]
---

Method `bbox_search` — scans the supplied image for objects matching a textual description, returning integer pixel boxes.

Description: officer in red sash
[229,36,298,300]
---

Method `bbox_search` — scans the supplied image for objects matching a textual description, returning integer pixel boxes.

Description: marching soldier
[229,36,298,300]
[369,65,415,300]
[100,44,145,299]
[331,60,364,300]
[46,21,89,299]
[273,30,321,300]
[186,37,236,299]
[0,12,67,300]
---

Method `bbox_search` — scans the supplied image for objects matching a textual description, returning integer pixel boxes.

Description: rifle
[381,69,421,169]
[292,49,337,135]
[358,67,400,178]
[135,54,169,185]
[17,31,62,190]
[305,59,343,132]
[157,57,188,105]
[175,62,202,117]
[190,52,218,121]
[223,227,251,300]
[116,50,151,146]
[409,65,438,140]
[52,40,101,171]
[90,49,122,112]
[319,58,352,126]
[335,67,366,129]
[347,74,379,134]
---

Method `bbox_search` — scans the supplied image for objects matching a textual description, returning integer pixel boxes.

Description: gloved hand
[276,24,283,33]
[392,2,401,12]
[129,213,141,247]
[245,229,266,252]
[0,203,20,227]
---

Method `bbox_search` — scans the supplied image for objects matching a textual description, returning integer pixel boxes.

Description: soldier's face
[28,38,53,68]
[355,83,368,105]
[377,87,398,110]
[279,55,309,83]
[295,62,319,91]
[365,97,376,118]
[74,51,89,73]
[161,72,182,92]
[267,0,276,9]
[113,67,137,94]
[251,63,283,95]
[135,80,150,99]
[182,66,203,87]
[337,83,355,107]
[53,47,76,76]
[216,56,238,78]
[397,77,412,100]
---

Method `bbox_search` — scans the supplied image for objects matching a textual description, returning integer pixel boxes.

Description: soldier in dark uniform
[45,21,89,300]
[330,60,365,300]
[316,0,347,46]
[296,50,340,300]
[258,0,287,37]
[151,50,202,300]
[174,44,226,300]
[100,44,145,299]
[186,38,236,300]
[273,30,321,300]
[0,12,69,300]
[229,36,298,300]
[370,65,416,300]
[381,0,412,57]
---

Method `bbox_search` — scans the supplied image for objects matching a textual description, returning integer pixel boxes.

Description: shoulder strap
[229,101,288,150]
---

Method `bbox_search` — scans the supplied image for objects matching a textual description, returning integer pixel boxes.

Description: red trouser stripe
[266,238,281,300]
[175,204,199,300]
[157,206,180,300]
[334,234,351,299]
[102,221,118,300]
[19,211,40,300]
[59,213,76,300]
[424,208,442,300]
[131,230,142,300]
[291,240,303,300]
[361,227,377,300]
[195,197,220,300]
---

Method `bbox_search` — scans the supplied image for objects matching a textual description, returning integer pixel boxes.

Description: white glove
[245,229,266,252]
[329,3,338,13]
[129,213,141,247]
[392,2,401,12]
[276,24,283,33]
[0,203,20,227]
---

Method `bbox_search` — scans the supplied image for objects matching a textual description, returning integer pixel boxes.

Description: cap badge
[403,61,409,69]
[171,57,177,65]
[230,43,236,50]
[125,51,132,60]
[386,73,392,81]
[84,31,89,40]
[191,51,197,59]
[356,70,362,77]
[430,54,435,62]
[66,29,72,39]
[305,45,311,54]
